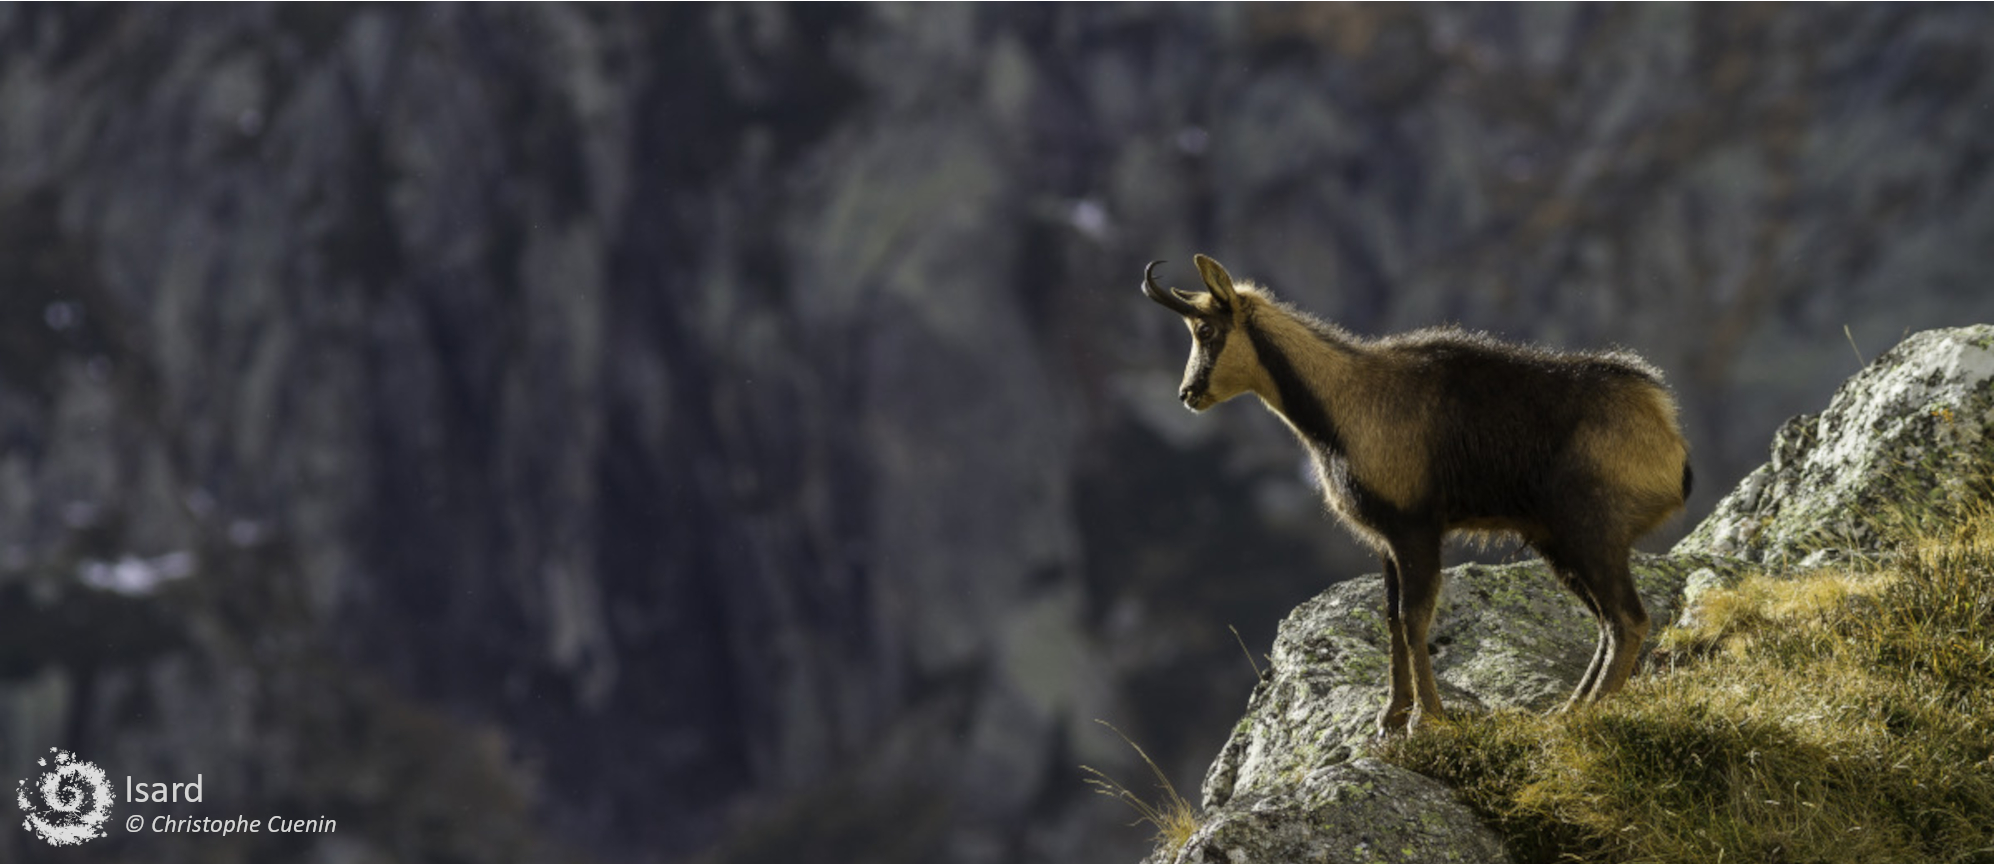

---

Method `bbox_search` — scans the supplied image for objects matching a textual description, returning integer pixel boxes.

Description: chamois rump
[1143,255,1691,735]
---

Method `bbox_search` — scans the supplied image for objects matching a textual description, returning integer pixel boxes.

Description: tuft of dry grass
[1380,500,1994,864]
[1082,720,1201,856]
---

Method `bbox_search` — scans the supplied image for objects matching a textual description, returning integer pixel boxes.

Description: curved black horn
[1142,260,1198,315]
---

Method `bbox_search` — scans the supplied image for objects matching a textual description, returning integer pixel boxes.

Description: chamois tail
[1681,462,1694,501]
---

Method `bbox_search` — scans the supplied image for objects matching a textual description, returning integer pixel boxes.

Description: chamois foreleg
[1379,554,1411,730]
[1376,556,1414,735]
[1384,528,1446,731]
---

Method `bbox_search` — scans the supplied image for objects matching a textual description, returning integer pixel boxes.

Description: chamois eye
[1196,323,1215,340]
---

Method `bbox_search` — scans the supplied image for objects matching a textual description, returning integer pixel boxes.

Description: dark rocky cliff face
[2,6,1993,863]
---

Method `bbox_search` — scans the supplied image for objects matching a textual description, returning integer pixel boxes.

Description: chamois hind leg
[1566,616,1610,712]
[1387,529,1447,729]
[1537,539,1612,711]
[1582,548,1650,701]
[1567,582,1611,710]
[1376,556,1415,736]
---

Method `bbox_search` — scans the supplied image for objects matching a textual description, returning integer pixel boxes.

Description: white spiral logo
[15,748,112,846]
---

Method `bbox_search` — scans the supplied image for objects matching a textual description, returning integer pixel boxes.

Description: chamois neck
[1235,292,1361,454]
[1242,294,1358,409]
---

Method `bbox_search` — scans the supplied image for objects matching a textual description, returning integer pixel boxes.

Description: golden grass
[1082,720,1201,856]
[1380,503,1994,864]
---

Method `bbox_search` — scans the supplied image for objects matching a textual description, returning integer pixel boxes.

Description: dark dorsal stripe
[1246,322,1343,456]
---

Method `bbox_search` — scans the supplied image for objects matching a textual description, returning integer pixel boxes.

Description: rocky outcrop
[1678,325,1994,564]
[1158,759,1509,864]
[1149,553,1756,864]
[1155,325,1994,863]
[1194,554,1753,813]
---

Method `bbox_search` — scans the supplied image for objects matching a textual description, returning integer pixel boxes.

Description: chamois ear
[1194,254,1238,310]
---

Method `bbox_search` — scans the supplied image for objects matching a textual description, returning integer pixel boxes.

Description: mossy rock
[1678,325,1994,565]
[1146,759,1509,864]
[1198,552,1754,815]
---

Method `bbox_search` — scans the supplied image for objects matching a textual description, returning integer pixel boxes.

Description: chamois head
[1143,255,1263,412]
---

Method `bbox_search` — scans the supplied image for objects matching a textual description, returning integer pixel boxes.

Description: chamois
[1142,255,1691,734]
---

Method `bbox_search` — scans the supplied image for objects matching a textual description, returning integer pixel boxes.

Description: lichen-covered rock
[1161,551,1758,863]
[1678,325,1994,564]
[1145,759,1510,864]
[1197,552,1750,813]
